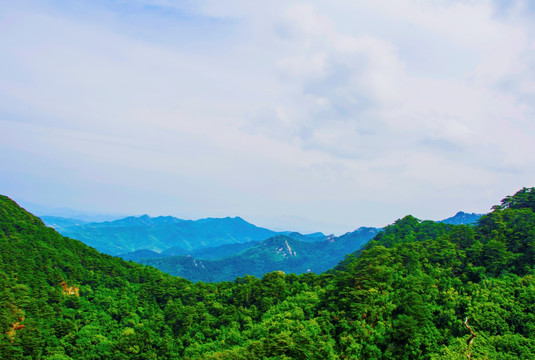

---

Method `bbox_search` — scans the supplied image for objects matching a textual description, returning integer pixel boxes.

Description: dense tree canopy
[1,189,535,359]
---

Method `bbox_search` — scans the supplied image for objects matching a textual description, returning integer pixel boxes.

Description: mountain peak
[258,235,299,257]
[440,211,482,225]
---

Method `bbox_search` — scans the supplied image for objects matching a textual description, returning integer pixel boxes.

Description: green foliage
[2,189,535,359]
[494,187,535,211]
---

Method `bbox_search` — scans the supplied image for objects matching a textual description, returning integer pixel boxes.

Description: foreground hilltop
[1,189,535,359]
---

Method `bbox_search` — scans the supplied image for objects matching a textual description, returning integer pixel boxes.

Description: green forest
[1,188,535,359]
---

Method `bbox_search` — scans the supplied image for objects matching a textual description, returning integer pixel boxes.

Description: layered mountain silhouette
[45,215,280,255]
[139,228,380,282]
[439,211,482,225]
[40,210,477,282]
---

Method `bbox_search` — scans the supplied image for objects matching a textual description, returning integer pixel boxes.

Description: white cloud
[2,0,535,233]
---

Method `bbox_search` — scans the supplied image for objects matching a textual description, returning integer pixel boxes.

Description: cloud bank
[1,0,535,233]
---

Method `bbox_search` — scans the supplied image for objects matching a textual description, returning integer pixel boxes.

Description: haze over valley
[36,210,479,282]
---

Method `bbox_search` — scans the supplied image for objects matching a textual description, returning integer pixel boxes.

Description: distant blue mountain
[152,231,329,261]
[440,211,482,225]
[118,249,167,262]
[40,212,382,282]
[42,214,280,255]
[39,216,88,229]
[278,231,327,242]
[141,227,381,282]
[160,241,257,259]
[20,201,125,222]
[39,208,484,283]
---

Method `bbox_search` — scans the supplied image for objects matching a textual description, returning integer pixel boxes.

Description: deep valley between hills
[39,211,478,282]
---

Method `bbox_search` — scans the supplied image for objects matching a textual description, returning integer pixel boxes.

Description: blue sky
[2,0,535,234]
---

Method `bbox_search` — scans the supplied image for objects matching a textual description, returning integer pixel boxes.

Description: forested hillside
[1,189,535,359]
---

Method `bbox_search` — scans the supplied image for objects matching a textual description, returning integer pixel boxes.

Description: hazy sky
[2,0,535,234]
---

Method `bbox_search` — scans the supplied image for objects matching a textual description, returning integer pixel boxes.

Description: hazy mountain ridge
[44,214,279,255]
[439,211,482,225]
[119,230,331,261]
[118,249,168,262]
[19,201,125,222]
[160,241,257,259]
[39,216,88,229]
[42,212,472,281]
[277,231,328,242]
[140,228,381,282]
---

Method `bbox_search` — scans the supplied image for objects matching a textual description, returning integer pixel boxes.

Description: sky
[1,0,535,234]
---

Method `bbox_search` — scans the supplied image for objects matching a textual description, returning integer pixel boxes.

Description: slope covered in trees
[1,189,535,359]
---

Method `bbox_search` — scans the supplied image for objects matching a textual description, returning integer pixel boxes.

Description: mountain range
[45,215,283,255]
[19,201,125,222]
[2,189,534,359]
[439,211,482,225]
[140,227,380,282]
[39,211,481,282]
